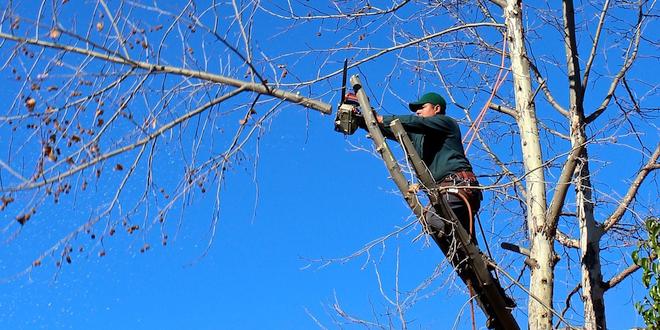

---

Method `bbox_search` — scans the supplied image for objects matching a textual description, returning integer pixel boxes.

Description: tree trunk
[504,1,554,328]
[576,152,606,330]
[561,0,607,327]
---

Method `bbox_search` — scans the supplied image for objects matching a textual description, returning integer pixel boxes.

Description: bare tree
[0,0,331,275]
[1,1,657,329]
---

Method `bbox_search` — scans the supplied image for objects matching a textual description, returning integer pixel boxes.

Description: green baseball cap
[408,92,447,112]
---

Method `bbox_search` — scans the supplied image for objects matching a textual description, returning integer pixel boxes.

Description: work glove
[344,92,360,106]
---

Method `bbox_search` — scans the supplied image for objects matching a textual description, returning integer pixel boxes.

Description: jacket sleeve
[381,115,453,136]
[357,114,396,139]
[376,116,397,140]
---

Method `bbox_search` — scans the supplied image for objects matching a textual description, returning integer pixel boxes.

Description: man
[354,92,517,312]
[363,92,482,239]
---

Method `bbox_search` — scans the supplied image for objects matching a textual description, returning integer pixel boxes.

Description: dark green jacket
[380,114,472,182]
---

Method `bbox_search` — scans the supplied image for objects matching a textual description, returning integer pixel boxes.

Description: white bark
[504,1,554,328]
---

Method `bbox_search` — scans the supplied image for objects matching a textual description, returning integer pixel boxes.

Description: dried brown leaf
[16,213,31,225]
[25,97,36,110]
[49,28,61,39]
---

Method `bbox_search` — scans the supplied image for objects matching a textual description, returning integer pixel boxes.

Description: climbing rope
[463,39,510,153]
[452,191,475,238]
[446,190,478,330]
[452,189,501,282]
[449,188,504,329]
[468,282,477,330]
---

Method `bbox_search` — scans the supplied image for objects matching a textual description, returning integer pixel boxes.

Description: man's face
[415,103,440,117]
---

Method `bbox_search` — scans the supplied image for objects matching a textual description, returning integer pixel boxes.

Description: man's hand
[356,112,381,130]
[344,92,359,105]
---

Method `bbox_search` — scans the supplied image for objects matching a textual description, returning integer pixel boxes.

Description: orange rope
[463,39,509,153]
[444,189,478,329]
[447,189,477,329]
[452,191,474,239]
[464,71,509,151]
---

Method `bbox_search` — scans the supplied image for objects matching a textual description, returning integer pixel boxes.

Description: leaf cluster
[632,217,660,328]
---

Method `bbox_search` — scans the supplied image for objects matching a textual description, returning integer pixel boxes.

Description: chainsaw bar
[339,59,348,105]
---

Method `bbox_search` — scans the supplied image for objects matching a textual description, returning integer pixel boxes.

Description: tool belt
[443,170,478,183]
[436,170,482,203]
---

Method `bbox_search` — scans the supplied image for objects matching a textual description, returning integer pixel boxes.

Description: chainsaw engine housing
[334,103,360,135]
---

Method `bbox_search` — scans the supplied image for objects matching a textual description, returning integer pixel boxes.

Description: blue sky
[0,106,649,329]
[0,1,657,329]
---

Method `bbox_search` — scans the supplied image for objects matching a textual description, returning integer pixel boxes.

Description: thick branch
[603,144,660,232]
[562,0,585,107]
[488,102,516,117]
[350,75,423,215]
[546,0,589,241]
[0,32,332,114]
[390,120,435,189]
[603,264,640,290]
[488,0,507,8]
[546,142,585,234]
[556,230,579,248]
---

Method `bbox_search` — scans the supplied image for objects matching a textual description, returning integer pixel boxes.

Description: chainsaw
[334,59,363,135]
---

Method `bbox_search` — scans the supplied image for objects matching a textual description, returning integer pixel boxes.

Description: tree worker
[359,92,482,240]
[351,91,516,312]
